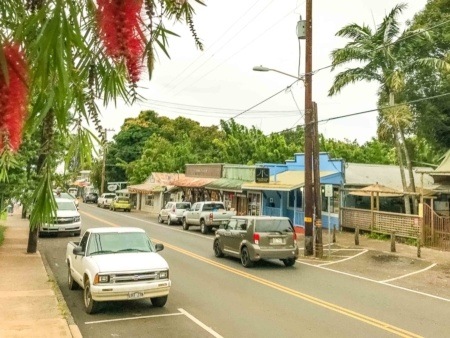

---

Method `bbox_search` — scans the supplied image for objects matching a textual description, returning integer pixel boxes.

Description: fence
[422,203,450,251]
[340,207,421,239]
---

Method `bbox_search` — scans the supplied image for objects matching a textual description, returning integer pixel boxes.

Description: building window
[288,189,302,209]
[145,194,154,206]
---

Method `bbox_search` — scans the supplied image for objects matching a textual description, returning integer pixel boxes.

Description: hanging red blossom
[97,0,145,83]
[0,42,28,152]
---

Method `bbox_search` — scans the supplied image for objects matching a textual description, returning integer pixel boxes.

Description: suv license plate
[128,292,144,299]
[271,238,284,244]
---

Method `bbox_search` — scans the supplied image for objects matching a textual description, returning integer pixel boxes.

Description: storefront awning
[204,178,248,192]
[242,171,336,191]
[170,177,216,188]
[127,184,176,194]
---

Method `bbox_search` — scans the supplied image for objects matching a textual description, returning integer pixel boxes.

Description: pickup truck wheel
[213,239,224,257]
[282,258,296,267]
[151,295,168,307]
[182,218,189,230]
[241,247,254,268]
[67,265,78,290]
[84,280,100,314]
[200,220,209,234]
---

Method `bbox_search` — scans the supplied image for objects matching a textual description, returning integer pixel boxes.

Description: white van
[39,198,82,237]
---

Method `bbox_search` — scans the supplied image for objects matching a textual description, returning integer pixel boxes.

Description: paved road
[39,204,450,337]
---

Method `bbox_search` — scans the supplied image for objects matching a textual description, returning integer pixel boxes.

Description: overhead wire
[168,3,302,97]
[165,0,276,95]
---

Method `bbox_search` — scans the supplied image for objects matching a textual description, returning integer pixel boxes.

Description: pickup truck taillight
[253,233,260,245]
[293,231,297,243]
[209,213,213,221]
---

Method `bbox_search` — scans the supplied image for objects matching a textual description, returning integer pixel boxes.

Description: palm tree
[328,3,450,214]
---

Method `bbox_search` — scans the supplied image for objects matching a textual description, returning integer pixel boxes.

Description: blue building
[241,152,344,231]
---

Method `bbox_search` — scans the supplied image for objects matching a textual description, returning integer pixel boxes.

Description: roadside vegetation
[0,1,449,253]
[0,225,5,247]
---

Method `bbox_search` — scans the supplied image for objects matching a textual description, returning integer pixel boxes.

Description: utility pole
[100,128,114,195]
[304,0,314,256]
[313,102,323,258]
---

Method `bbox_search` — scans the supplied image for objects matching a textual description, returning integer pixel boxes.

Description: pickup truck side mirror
[73,246,84,256]
[155,243,164,252]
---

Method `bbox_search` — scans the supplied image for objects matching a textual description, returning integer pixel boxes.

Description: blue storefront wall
[250,153,344,230]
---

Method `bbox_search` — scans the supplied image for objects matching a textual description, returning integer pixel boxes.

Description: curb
[40,250,83,338]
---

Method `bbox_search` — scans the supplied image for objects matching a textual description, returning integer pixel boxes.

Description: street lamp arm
[252,65,304,81]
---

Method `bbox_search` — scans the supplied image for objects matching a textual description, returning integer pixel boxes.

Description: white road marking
[380,263,438,283]
[318,249,369,266]
[298,261,450,302]
[178,308,223,338]
[85,312,183,325]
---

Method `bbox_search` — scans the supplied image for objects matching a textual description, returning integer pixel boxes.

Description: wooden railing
[340,207,421,239]
[422,204,450,251]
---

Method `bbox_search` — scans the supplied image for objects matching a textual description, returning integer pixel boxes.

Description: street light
[252,66,304,82]
[252,64,317,256]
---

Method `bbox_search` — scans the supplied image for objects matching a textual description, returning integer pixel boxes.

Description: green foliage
[0,225,5,246]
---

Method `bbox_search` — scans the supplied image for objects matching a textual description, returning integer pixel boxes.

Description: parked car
[83,193,98,204]
[66,227,171,314]
[39,198,82,237]
[110,196,132,212]
[97,193,116,208]
[213,216,299,268]
[182,201,236,234]
[158,201,191,225]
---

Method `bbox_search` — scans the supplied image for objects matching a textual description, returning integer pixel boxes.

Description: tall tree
[328,3,450,213]
[0,1,205,252]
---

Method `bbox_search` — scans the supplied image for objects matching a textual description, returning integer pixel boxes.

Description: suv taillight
[253,233,260,245]
[293,231,297,243]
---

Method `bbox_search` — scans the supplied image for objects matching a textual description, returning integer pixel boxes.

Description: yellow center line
[81,211,422,338]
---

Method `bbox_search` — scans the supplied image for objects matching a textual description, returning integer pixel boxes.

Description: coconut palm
[328,3,450,214]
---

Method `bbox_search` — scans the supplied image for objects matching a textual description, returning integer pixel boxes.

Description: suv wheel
[182,218,189,230]
[241,247,254,268]
[213,239,224,257]
[282,258,296,267]
[200,220,209,234]
[151,295,168,307]
[158,215,163,223]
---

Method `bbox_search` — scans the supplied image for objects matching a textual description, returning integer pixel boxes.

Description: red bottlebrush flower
[97,0,145,83]
[0,42,28,152]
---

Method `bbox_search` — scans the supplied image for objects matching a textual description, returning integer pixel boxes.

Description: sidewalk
[0,207,81,338]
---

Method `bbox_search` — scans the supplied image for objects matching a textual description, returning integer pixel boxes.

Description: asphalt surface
[1,204,449,337]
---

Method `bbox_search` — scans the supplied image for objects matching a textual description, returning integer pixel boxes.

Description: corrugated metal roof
[170,177,216,188]
[345,163,435,190]
[127,184,175,194]
[242,171,335,191]
[205,178,248,192]
[128,172,184,194]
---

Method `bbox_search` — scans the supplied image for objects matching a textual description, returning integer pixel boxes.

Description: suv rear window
[176,202,191,209]
[254,219,293,233]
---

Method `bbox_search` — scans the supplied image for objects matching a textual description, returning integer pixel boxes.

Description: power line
[270,92,450,135]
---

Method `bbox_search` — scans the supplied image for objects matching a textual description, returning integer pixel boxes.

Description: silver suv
[213,216,299,268]
[158,201,191,225]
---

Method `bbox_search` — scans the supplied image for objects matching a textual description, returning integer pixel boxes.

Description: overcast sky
[98,0,428,145]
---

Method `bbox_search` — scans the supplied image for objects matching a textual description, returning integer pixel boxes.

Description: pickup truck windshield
[87,232,155,255]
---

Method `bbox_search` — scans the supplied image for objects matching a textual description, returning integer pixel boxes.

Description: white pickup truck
[97,193,116,209]
[182,201,236,234]
[66,227,171,314]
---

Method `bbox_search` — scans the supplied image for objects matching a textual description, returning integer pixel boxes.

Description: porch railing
[422,203,450,251]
